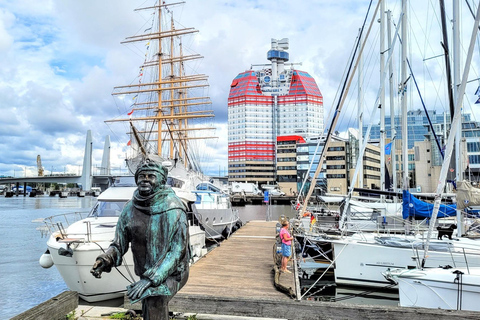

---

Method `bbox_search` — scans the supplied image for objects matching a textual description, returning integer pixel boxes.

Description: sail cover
[456,180,480,210]
[402,190,456,219]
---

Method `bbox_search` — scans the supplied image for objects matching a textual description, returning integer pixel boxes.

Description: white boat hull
[47,238,137,302]
[332,235,480,288]
[393,267,480,311]
[193,206,239,239]
[46,219,206,302]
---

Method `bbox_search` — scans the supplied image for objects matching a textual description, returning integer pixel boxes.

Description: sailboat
[38,1,239,302]
[294,1,480,295]
[383,2,480,311]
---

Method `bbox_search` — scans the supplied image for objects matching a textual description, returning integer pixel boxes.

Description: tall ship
[39,1,239,303]
[105,0,240,240]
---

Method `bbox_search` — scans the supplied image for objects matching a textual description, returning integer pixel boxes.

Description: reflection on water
[0,195,96,319]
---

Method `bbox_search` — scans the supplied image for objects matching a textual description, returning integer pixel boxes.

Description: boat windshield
[196,182,221,192]
[111,176,136,187]
[88,200,127,217]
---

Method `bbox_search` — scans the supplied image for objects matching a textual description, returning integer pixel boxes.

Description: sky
[0,0,479,178]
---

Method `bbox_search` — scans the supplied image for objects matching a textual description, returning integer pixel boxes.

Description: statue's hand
[127,278,152,301]
[90,258,106,278]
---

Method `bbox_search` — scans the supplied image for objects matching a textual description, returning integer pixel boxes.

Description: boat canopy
[456,180,480,210]
[317,196,345,203]
[402,190,456,219]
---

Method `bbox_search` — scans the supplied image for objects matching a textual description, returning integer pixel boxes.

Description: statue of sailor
[91,159,190,320]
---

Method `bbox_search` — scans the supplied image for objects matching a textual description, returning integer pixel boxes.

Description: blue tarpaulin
[402,190,457,219]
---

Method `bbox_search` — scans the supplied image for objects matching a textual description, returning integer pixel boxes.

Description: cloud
[0,0,478,180]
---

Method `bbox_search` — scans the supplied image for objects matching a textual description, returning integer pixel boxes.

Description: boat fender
[39,249,54,268]
[221,226,231,239]
[275,222,282,234]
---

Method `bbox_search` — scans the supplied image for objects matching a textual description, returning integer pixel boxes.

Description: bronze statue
[91,159,189,320]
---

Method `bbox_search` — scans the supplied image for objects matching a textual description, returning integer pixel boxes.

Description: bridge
[0,130,114,194]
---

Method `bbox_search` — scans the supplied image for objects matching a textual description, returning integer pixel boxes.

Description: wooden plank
[125,221,288,310]
[11,291,78,320]
[179,221,287,299]
[273,265,295,297]
[168,295,480,320]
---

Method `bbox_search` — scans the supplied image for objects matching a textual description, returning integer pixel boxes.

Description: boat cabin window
[167,177,184,189]
[89,201,127,217]
[196,182,221,193]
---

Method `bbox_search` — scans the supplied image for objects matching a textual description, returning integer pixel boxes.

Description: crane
[37,155,44,177]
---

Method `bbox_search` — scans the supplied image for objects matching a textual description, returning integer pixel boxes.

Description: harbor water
[1,196,397,319]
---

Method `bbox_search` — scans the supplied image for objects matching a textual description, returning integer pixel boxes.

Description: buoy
[39,249,54,268]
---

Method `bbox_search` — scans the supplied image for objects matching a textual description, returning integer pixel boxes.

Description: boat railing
[37,212,117,243]
[35,211,89,238]
[409,238,480,270]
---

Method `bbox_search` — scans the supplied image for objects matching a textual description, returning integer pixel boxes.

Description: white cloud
[0,0,479,179]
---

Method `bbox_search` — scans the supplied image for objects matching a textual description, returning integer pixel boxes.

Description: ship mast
[106,1,216,169]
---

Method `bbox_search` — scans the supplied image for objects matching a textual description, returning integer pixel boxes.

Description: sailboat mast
[169,15,176,160]
[358,27,364,189]
[179,41,188,168]
[106,1,215,170]
[157,5,164,156]
[380,0,386,197]
[421,2,480,268]
[298,1,382,217]
[401,0,408,192]
[453,0,463,236]
[338,12,403,230]
[387,10,397,196]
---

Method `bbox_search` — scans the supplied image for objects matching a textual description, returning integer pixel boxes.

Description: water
[0,198,396,319]
[0,195,96,319]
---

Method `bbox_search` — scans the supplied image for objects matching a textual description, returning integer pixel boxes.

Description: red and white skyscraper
[228,38,324,184]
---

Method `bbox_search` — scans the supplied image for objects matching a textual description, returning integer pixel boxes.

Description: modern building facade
[275,134,381,197]
[228,38,324,184]
[365,108,480,192]
[365,109,457,148]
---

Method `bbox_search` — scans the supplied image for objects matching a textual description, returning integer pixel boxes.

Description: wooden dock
[127,220,480,320]
[16,220,480,319]
[178,220,292,299]
[124,220,294,311]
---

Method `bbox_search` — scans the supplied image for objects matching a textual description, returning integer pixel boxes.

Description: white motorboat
[39,176,207,302]
[192,181,241,240]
